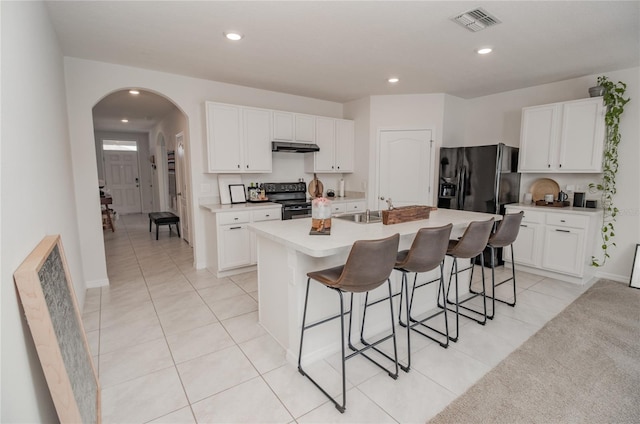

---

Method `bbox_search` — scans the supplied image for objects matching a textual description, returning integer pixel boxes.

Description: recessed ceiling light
[121,119,129,123]
[129,89,140,95]
[477,48,493,55]
[388,77,399,83]
[224,32,243,41]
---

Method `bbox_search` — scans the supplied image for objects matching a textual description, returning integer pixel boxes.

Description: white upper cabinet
[295,114,316,143]
[557,99,605,171]
[272,112,316,143]
[242,107,272,172]
[335,119,355,172]
[206,102,242,172]
[205,102,272,173]
[311,117,336,172]
[272,111,294,141]
[519,97,605,173]
[305,118,354,173]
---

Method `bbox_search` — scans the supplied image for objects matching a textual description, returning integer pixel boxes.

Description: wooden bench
[148,212,180,240]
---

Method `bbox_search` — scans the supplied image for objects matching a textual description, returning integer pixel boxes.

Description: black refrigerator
[438,143,520,265]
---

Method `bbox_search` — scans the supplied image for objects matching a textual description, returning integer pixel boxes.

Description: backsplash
[520,173,603,206]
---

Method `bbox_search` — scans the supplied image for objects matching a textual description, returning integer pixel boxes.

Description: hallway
[84,214,592,423]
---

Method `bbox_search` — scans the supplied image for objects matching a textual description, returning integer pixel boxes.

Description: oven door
[283,205,311,220]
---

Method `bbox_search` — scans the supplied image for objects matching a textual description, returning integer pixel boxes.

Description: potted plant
[589,76,630,267]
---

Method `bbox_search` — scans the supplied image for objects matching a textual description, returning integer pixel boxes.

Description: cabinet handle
[234,217,239,220]
[560,219,566,222]
[555,229,570,233]
[559,164,562,168]
[520,224,528,228]
[337,166,340,170]
[548,164,551,168]
[332,165,334,169]
[265,214,270,217]
[230,226,242,230]
[246,165,249,169]
[237,164,240,169]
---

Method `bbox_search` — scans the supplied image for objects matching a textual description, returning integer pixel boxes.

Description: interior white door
[104,150,142,214]
[378,129,432,210]
[176,133,190,243]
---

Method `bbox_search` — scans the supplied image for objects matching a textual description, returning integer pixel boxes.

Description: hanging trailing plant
[589,76,630,267]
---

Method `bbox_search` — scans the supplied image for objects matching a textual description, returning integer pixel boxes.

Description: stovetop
[263,182,308,204]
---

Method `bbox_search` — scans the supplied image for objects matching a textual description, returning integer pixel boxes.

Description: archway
[92,88,192,244]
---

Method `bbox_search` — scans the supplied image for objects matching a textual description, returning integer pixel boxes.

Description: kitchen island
[249,208,501,364]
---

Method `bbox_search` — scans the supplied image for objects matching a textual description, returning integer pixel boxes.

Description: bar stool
[359,225,453,372]
[444,218,494,342]
[398,224,453,369]
[478,211,524,318]
[297,233,400,413]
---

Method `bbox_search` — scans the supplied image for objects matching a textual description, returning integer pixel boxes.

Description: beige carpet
[429,279,640,424]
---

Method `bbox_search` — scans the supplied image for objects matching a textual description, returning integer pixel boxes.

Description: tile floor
[84,213,594,423]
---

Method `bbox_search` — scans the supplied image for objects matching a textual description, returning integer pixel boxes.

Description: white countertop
[200,202,281,213]
[249,208,500,258]
[506,203,603,216]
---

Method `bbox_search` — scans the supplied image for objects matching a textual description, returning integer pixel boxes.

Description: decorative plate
[530,178,560,202]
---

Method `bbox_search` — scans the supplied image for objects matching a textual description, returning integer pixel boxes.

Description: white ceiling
[46,1,640,132]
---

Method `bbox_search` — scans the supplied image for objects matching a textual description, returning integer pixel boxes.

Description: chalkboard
[14,235,100,423]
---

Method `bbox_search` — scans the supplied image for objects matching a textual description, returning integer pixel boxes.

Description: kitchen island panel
[251,209,500,364]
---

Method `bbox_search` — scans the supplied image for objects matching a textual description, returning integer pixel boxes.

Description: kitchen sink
[334,210,383,224]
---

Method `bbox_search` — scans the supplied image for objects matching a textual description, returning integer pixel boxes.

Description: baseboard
[86,277,109,288]
[594,270,629,284]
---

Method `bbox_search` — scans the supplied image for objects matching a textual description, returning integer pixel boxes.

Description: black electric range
[263,182,311,220]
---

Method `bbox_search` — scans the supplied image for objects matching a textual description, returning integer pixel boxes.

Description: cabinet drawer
[218,211,250,225]
[332,203,347,214]
[507,208,544,224]
[545,213,589,229]
[346,201,366,212]
[252,208,281,222]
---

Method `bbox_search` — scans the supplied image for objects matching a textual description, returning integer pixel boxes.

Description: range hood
[272,141,320,153]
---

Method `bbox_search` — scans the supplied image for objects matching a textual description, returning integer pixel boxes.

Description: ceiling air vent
[452,8,501,32]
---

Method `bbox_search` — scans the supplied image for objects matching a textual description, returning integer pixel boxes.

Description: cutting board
[218,174,242,205]
[308,174,324,198]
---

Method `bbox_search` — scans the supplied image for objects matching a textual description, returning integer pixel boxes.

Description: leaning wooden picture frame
[630,243,640,289]
[13,235,101,423]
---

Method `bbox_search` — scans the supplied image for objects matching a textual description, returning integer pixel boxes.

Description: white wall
[344,96,372,200]
[149,107,187,213]
[63,57,343,283]
[1,2,84,421]
[368,94,446,206]
[442,94,467,147]
[464,68,640,281]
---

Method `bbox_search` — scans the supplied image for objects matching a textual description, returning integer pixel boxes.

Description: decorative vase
[589,85,605,97]
[311,197,332,232]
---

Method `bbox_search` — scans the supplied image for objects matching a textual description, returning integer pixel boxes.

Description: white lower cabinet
[346,200,366,212]
[206,206,281,276]
[510,209,544,266]
[219,224,252,270]
[542,225,585,276]
[504,205,601,284]
[330,199,366,214]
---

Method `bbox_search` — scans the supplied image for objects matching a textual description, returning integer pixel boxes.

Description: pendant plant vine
[589,76,630,267]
